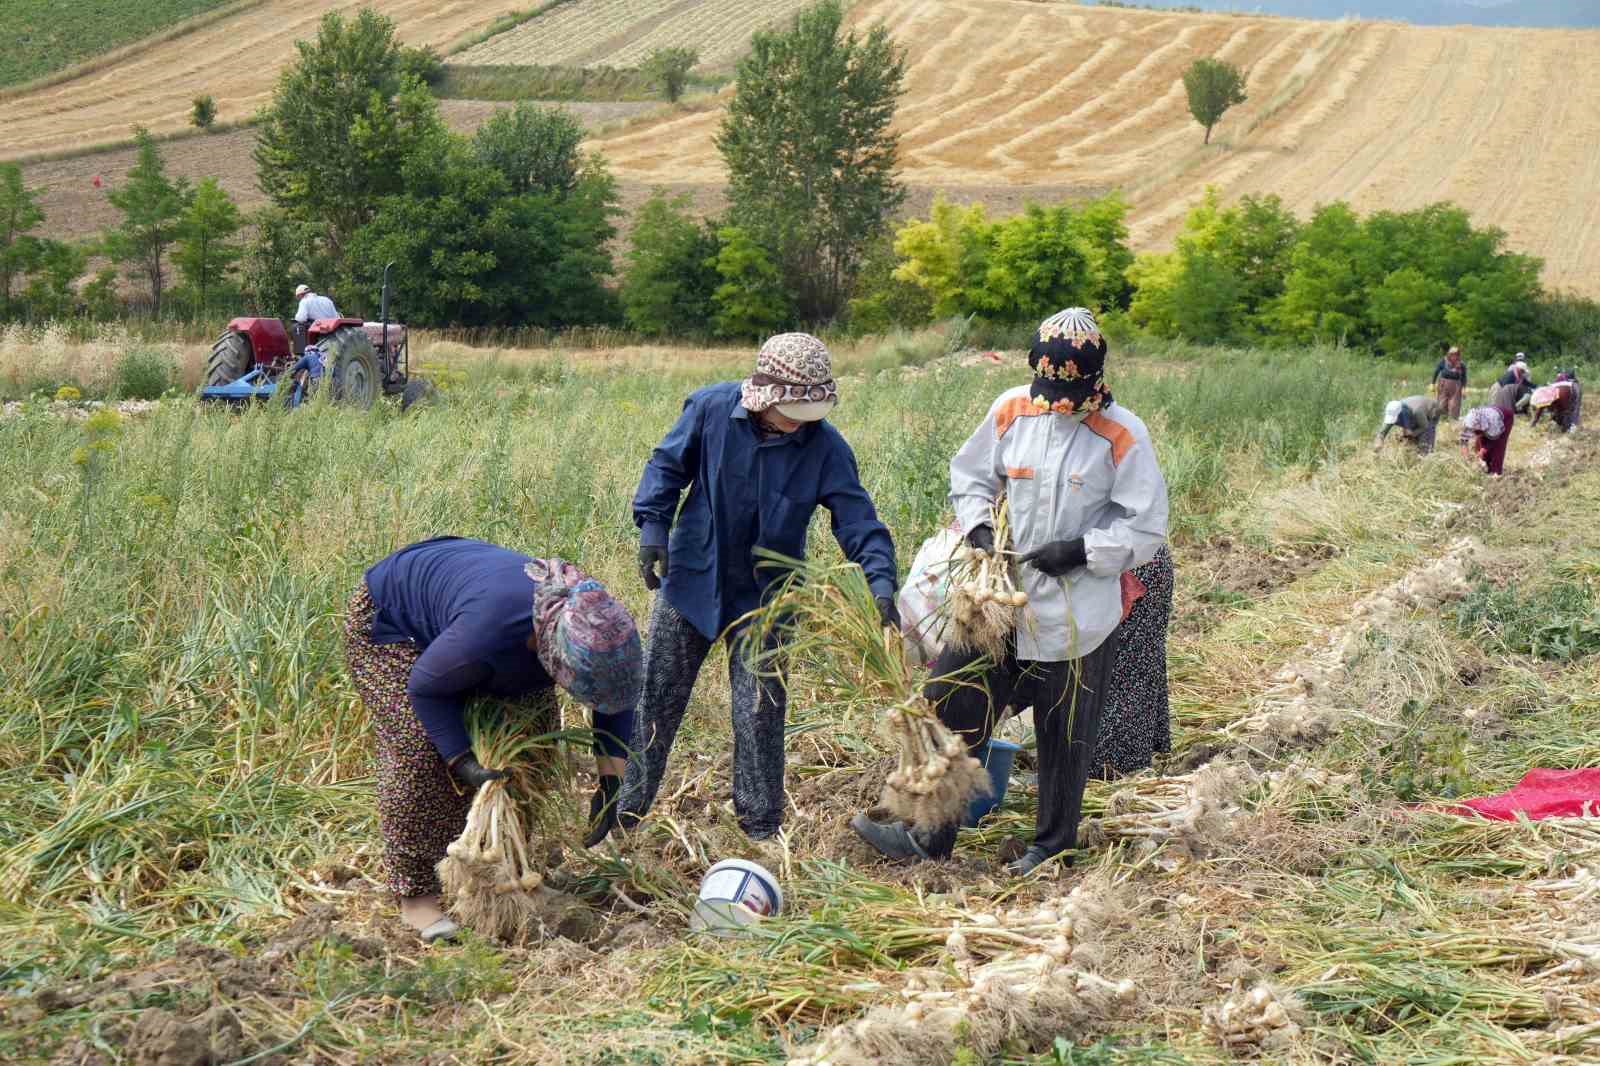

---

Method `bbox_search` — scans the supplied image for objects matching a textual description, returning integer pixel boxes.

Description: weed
[1453,576,1600,661]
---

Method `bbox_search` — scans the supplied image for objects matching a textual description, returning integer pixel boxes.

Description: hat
[1463,406,1506,439]
[526,560,643,719]
[294,284,311,298]
[740,333,838,421]
[1028,307,1112,415]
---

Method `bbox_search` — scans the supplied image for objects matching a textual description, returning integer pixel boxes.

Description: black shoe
[584,776,621,849]
[849,813,931,863]
[1007,845,1071,877]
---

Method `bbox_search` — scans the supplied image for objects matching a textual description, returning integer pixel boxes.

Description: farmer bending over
[1489,356,1535,414]
[1375,394,1444,454]
[1461,404,1514,476]
[852,308,1169,876]
[1531,371,1582,434]
[345,537,642,942]
[619,333,899,843]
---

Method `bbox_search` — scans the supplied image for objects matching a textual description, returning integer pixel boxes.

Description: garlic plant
[946,499,1025,659]
[1202,981,1304,1052]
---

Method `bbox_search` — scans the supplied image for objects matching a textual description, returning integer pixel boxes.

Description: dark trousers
[917,631,1121,859]
[618,596,789,838]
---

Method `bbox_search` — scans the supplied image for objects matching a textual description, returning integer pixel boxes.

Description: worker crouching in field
[853,308,1169,876]
[1432,345,1467,419]
[1461,404,1514,476]
[619,334,899,842]
[1531,371,1583,434]
[1489,357,1535,414]
[1374,394,1445,455]
[346,537,642,942]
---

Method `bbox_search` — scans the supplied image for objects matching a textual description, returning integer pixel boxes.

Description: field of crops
[458,0,821,71]
[3,326,1599,1063]
[0,0,242,89]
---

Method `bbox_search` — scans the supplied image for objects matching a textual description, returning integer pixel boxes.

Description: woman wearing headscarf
[1432,345,1467,419]
[1531,370,1582,434]
[1489,357,1534,413]
[852,308,1169,875]
[1094,545,1175,778]
[345,536,643,942]
[1461,404,1514,476]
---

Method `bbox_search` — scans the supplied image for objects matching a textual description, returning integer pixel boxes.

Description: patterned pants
[343,585,562,897]
[618,596,788,839]
[1094,545,1175,777]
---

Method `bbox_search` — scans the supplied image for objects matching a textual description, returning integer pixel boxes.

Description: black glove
[876,595,901,631]
[583,775,621,848]
[451,753,507,790]
[966,524,996,556]
[1019,537,1088,578]
[639,543,668,591]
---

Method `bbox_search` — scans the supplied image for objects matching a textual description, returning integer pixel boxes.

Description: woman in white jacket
[854,308,1169,875]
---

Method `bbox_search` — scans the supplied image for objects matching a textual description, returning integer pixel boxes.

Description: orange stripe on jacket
[1082,412,1134,467]
[994,396,1043,439]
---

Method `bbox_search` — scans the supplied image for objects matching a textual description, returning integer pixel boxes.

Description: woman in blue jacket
[620,333,899,841]
[346,537,642,941]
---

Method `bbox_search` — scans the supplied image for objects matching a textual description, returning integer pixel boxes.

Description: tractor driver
[292,283,340,354]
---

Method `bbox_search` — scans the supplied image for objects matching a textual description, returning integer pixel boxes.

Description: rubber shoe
[419,917,460,944]
[1006,845,1071,877]
[849,813,930,863]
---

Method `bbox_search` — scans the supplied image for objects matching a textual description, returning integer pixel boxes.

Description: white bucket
[689,858,783,935]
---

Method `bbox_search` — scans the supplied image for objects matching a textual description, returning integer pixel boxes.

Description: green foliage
[20,240,88,320]
[472,104,585,196]
[240,207,316,320]
[1453,577,1600,662]
[172,177,243,317]
[81,267,121,321]
[103,128,191,318]
[434,64,672,102]
[891,199,992,320]
[619,192,721,336]
[1183,57,1248,144]
[398,44,445,88]
[710,226,791,339]
[1529,290,1600,364]
[717,0,906,322]
[190,94,217,130]
[643,46,699,102]
[0,163,47,317]
[1363,698,1473,802]
[253,10,446,272]
[844,231,934,334]
[0,0,233,87]
[111,347,177,400]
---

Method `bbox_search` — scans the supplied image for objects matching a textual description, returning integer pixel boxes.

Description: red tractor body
[223,317,293,374]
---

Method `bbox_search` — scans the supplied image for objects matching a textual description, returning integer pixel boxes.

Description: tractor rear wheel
[320,326,379,410]
[206,331,252,386]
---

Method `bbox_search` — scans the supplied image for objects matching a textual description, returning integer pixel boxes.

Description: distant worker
[292,283,341,353]
[1461,403,1514,476]
[1531,370,1582,434]
[1489,356,1535,414]
[1375,394,1444,454]
[1432,345,1467,419]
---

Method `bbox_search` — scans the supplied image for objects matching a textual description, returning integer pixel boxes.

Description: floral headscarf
[525,560,643,717]
[1027,307,1113,416]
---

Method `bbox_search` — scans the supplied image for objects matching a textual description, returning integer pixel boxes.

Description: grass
[0,0,247,90]
[436,64,730,103]
[2,332,1599,1063]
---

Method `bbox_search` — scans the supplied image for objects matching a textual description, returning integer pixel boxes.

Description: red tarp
[1450,768,1600,821]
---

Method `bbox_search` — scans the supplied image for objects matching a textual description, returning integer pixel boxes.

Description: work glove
[966,524,996,556]
[583,775,622,848]
[451,753,507,790]
[1019,537,1088,578]
[876,595,902,631]
[638,543,668,591]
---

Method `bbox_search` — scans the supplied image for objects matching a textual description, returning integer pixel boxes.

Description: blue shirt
[633,382,897,640]
[362,537,634,763]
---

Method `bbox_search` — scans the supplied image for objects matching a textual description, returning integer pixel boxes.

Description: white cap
[775,400,836,422]
[294,284,311,298]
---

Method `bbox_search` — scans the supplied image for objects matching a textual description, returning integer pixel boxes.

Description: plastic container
[689,858,783,935]
[962,738,1022,828]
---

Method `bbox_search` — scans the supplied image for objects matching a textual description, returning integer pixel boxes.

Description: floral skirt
[1093,546,1175,777]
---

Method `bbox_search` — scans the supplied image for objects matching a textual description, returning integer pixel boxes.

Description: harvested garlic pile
[789,886,1135,1066]
[882,702,991,831]
[1532,866,1600,905]
[1201,981,1303,1052]
[437,779,545,940]
[1079,762,1255,856]
[947,500,1026,659]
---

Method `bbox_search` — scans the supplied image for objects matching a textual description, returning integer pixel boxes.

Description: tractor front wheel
[206,331,252,386]
[320,326,379,410]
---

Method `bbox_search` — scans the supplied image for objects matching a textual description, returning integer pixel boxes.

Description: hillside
[591,0,1600,296]
[0,0,239,88]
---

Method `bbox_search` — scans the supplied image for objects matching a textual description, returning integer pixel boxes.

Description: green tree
[1266,202,1365,344]
[21,241,88,320]
[643,46,699,103]
[620,192,722,336]
[1183,57,1247,145]
[716,0,906,322]
[240,207,316,319]
[191,94,217,129]
[104,128,191,318]
[0,162,46,319]
[173,178,243,317]
[254,10,444,272]
[1368,266,1452,354]
[710,227,791,338]
[892,198,994,319]
[472,104,585,196]
[846,230,933,334]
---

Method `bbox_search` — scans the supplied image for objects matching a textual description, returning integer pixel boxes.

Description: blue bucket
[962,738,1022,828]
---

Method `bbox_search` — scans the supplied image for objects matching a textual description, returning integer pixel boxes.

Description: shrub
[710,227,790,339]
[111,348,176,400]
[642,46,698,103]
[191,94,217,129]
[619,192,721,337]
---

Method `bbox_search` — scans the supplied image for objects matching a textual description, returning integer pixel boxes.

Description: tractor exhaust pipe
[380,261,394,351]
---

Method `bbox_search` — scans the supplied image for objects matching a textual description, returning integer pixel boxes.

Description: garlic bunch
[1201,981,1303,1052]
[437,779,545,939]
[881,702,991,830]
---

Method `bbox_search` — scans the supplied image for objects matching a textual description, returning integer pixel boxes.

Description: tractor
[200,264,428,409]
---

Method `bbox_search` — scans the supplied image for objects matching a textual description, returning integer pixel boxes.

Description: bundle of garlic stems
[744,552,989,830]
[437,700,565,940]
[947,498,1026,659]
